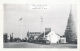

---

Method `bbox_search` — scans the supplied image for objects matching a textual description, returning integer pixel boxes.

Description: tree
[3,33,8,42]
[65,9,77,44]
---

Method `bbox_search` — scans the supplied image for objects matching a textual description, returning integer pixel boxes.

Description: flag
[19,17,23,21]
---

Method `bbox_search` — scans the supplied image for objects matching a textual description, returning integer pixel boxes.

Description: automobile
[37,37,50,44]
[28,36,34,43]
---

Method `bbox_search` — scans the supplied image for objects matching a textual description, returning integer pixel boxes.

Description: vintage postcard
[0,0,79,51]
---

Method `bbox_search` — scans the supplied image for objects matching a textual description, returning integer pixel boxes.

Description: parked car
[28,36,34,43]
[37,37,50,44]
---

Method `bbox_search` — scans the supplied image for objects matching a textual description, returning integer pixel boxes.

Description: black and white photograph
[3,2,77,48]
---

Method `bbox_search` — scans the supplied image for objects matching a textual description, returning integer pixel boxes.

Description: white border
[0,0,79,51]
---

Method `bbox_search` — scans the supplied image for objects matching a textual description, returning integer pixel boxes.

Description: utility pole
[28,24,29,32]
[27,24,29,40]
[40,16,45,38]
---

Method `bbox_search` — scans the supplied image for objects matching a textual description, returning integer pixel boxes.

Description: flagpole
[19,17,23,40]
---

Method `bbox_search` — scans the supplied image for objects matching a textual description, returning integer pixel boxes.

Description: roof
[38,31,61,38]
[28,32,41,34]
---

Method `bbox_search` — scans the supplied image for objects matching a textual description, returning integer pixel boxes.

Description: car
[37,37,50,44]
[28,36,34,43]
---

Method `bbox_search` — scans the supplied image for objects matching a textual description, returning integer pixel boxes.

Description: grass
[3,42,77,48]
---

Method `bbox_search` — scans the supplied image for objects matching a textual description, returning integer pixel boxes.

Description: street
[4,42,77,48]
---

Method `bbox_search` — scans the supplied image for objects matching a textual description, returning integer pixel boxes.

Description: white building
[46,31,60,43]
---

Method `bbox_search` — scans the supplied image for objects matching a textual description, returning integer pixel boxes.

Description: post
[40,16,45,38]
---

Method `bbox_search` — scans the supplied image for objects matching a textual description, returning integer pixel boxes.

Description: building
[38,28,60,43]
[27,28,61,43]
[45,28,51,33]
[45,31,60,43]
[27,32,41,40]
[59,37,66,43]
[38,28,51,39]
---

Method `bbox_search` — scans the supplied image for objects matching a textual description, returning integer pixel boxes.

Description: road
[3,42,77,48]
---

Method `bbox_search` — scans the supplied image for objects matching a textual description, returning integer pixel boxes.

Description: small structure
[59,37,66,43]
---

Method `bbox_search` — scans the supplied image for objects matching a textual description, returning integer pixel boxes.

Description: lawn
[3,42,77,48]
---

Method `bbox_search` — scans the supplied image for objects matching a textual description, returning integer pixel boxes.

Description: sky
[4,2,76,39]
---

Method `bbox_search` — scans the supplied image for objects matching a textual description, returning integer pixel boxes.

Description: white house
[45,31,60,43]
